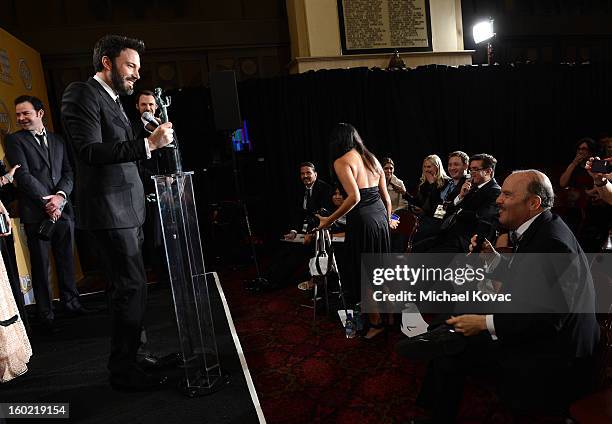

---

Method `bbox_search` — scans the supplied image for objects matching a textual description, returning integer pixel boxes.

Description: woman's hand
[389,217,399,230]
[7,164,20,178]
[425,171,436,184]
[315,214,332,230]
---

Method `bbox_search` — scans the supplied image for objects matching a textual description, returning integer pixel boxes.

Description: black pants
[417,334,587,423]
[91,226,147,376]
[24,220,79,320]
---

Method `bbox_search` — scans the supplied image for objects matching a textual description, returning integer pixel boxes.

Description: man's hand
[147,122,174,151]
[459,179,472,198]
[446,315,487,336]
[303,233,314,245]
[43,194,65,215]
[468,234,498,264]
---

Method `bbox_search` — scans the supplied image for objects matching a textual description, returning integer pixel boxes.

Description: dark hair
[514,170,555,210]
[299,162,316,171]
[574,137,598,155]
[14,95,44,111]
[381,157,394,167]
[469,153,497,174]
[448,151,469,165]
[329,123,380,174]
[93,34,145,72]
[135,89,155,104]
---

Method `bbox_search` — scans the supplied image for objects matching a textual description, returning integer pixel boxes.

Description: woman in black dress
[316,123,396,339]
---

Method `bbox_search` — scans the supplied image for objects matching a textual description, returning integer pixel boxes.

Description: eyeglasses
[469,167,486,172]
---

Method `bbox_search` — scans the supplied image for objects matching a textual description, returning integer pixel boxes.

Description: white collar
[515,210,545,239]
[93,74,119,102]
[29,127,46,137]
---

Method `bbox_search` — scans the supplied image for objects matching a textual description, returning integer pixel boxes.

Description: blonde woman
[0,200,32,383]
[414,154,451,217]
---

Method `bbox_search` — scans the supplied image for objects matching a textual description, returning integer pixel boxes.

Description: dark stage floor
[0,276,260,424]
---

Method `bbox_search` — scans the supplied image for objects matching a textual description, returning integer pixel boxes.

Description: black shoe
[110,370,169,392]
[396,324,466,360]
[137,352,181,371]
[39,318,59,334]
[64,304,96,315]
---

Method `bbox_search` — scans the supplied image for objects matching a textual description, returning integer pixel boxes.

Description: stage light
[473,19,495,44]
[473,19,495,65]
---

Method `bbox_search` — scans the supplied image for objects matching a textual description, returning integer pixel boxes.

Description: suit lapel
[515,210,551,252]
[24,131,51,168]
[87,78,135,139]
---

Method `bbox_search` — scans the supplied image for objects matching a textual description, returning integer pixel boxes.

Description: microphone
[142,111,159,132]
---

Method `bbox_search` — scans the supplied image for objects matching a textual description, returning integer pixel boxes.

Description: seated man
[420,153,500,253]
[408,170,599,423]
[263,162,332,288]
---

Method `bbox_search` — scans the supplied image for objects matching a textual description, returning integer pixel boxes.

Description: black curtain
[165,63,612,238]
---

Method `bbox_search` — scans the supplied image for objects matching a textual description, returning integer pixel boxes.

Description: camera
[591,159,612,174]
[305,208,330,232]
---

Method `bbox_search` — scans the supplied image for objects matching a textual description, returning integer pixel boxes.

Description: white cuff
[144,138,152,159]
[485,252,502,273]
[454,195,462,206]
[485,314,497,340]
[57,191,67,199]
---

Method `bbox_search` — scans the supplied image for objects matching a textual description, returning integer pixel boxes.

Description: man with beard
[61,34,173,391]
[261,162,332,289]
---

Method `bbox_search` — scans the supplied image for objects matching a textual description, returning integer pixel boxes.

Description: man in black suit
[5,95,84,331]
[61,35,173,391]
[263,162,333,288]
[412,170,599,423]
[427,153,501,252]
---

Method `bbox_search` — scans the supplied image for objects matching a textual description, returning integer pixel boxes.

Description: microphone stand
[225,130,267,291]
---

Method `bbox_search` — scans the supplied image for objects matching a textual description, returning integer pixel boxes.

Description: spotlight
[473,19,495,44]
[472,19,495,65]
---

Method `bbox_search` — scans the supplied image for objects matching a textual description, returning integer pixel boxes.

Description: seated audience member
[263,162,332,288]
[407,170,599,423]
[382,157,408,212]
[410,155,451,244]
[443,150,469,203]
[0,198,32,383]
[298,185,347,291]
[558,138,609,251]
[586,156,612,205]
[415,153,500,253]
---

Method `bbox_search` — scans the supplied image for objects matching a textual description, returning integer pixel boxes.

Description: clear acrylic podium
[153,172,228,396]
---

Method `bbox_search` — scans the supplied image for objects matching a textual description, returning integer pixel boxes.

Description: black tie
[115,97,131,126]
[304,187,312,210]
[34,133,47,149]
[510,231,521,252]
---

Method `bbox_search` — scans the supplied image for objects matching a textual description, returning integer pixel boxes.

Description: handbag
[309,229,335,276]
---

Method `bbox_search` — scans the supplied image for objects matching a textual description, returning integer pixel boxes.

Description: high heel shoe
[363,322,386,340]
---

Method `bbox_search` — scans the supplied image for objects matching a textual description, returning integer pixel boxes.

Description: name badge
[433,204,447,219]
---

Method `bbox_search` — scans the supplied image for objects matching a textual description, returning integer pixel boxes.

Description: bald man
[411,170,599,423]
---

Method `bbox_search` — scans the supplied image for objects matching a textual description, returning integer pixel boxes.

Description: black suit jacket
[291,179,333,232]
[439,178,501,250]
[5,129,74,224]
[61,78,147,230]
[492,210,599,360]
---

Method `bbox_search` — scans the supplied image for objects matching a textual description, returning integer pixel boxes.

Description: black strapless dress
[344,187,390,303]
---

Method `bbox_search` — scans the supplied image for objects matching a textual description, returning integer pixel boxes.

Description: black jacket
[290,179,333,232]
[5,129,74,224]
[492,210,600,360]
[61,78,147,230]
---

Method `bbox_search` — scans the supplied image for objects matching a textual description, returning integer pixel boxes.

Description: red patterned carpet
[217,267,548,424]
